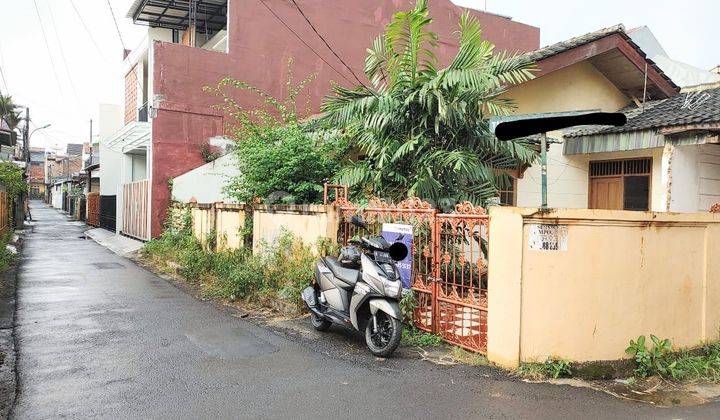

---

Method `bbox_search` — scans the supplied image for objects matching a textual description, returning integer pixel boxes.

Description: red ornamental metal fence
[336,197,489,353]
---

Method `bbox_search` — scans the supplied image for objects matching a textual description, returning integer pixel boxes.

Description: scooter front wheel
[310,312,332,331]
[365,312,402,357]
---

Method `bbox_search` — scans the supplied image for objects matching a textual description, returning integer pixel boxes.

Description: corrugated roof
[566,87,720,138]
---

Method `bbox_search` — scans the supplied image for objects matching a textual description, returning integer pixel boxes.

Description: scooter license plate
[374,251,391,262]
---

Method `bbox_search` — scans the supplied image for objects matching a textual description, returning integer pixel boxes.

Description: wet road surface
[12,202,720,418]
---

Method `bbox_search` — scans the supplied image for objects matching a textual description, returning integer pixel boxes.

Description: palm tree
[0,94,21,130]
[321,0,537,205]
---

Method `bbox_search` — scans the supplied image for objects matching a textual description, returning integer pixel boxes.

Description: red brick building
[106,0,539,239]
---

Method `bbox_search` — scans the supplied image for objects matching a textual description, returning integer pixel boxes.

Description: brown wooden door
[590,177,623,210]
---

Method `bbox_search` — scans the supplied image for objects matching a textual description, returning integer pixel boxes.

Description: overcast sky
[0,0,718,151]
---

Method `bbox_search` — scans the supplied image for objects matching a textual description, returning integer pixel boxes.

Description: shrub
[626,335,720,382]
[142,223,316,315]
[204,60,349,205]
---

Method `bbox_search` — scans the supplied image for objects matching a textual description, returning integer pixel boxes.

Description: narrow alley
[7,202,717,418]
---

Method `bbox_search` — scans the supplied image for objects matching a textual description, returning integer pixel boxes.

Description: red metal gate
[337,197,489,352]
[87,193,100,227]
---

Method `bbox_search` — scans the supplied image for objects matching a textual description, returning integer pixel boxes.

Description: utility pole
[17,107,30,228]
[24,107,30,163]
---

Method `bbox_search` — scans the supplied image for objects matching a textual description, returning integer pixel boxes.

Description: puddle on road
[547,377,720,407]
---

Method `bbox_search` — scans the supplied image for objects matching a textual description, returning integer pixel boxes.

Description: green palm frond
[325,0,538,205]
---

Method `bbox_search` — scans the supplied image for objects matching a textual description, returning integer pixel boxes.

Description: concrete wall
[252,205,338,254]
[504,61,631,115]
[487,206,720,367]
[147,0,540,238]
[505,61,633,209]
[51,184,64,209]
[131,154,147,182]
[697,144,720,211]
[98,104,124,197]
[216,204,246,251]
[190,205,215,248]
[172,153,239,204]
[186,203,248,251]
[518,147,664,211]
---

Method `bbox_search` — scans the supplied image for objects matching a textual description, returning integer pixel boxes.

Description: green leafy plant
[322,0,537,205]
[0,95,21,130]
[518,357,572,380]
[205,59,348,205]
[399,289,418,325]
[0,161,27,227]
[544,358,573,379]
[200,143,222,163]
[626,335,673,378]
[401,328,443,347]
[142,215,317,315]
[624,335,720,381]
[0,232,16,272]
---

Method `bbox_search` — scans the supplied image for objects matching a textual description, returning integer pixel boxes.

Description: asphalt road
[11,202,720,419]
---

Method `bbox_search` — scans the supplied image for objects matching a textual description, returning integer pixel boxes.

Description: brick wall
[124,65,138,124]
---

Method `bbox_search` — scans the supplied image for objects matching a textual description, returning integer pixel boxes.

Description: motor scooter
[301,215,408,357]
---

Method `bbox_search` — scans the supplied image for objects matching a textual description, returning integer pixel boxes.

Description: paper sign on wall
[381,223,413,288]
[528,224,568,251]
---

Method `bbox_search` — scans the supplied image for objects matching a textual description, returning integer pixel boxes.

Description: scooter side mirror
[389,242,409,262]
[350,215,367,229]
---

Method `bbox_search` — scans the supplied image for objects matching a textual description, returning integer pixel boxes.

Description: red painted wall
[150,0,540,236]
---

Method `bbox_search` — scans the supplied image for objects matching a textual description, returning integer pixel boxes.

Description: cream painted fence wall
[252,205,338,253]
[187,203,247,251]
[184,203,338,253]
[487,207,720,368]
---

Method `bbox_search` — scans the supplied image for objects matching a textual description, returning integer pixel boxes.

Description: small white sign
[528,224,568,251]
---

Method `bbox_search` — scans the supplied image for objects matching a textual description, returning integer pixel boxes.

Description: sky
[0,0,718,152]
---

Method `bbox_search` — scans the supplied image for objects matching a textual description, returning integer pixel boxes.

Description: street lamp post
[18,108,51,227]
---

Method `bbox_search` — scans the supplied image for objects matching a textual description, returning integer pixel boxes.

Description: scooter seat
[324,257,359,287]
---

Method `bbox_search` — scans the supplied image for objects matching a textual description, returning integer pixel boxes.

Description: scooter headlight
[384,278,402,299]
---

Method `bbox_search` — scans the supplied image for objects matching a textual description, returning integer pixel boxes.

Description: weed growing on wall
[517,358,573,380]
[626,335,720,382]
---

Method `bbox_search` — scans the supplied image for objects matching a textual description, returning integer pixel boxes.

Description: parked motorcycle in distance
[301,215,408,357]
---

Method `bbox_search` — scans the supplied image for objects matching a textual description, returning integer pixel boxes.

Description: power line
[69,0,109,62]
[104,0,144,102]
[32,0,65,99]
[256,0,355,87]
[46,0,81,107]
[105,0,126,51]
[289,0,368,89]
[0,40,9,95]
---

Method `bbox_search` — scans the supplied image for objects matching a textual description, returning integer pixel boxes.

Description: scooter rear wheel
[365,312,402,357]
[310,312,332,331]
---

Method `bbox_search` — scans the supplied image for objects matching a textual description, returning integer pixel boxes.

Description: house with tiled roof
[562,86,720,212]
[494,24,719,212]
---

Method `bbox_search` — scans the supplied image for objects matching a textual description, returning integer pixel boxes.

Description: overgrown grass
[626,335,720,382]
[141,211,316,316]
[0,232,15,272]
[401,328,443,347]
[517,358,573,380]
[452,347,491,366]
